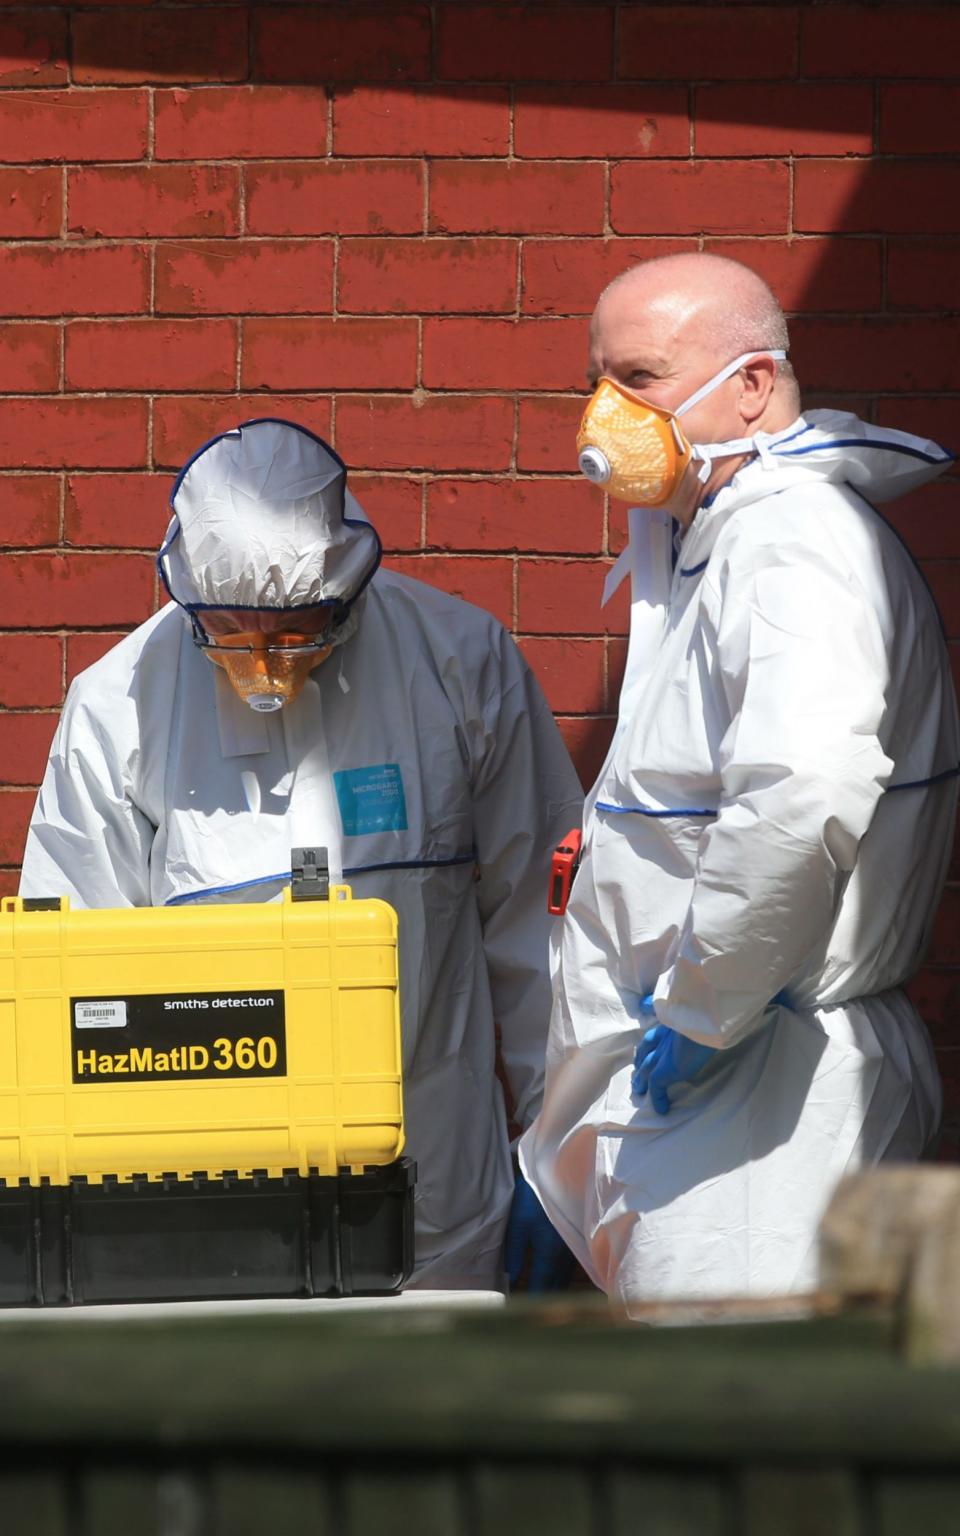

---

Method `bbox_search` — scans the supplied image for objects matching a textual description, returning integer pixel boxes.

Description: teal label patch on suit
[334,763,408,837]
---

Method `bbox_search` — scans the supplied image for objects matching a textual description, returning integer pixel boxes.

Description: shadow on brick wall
[2,5,959,1131]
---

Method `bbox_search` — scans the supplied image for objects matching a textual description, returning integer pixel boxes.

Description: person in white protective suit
[20,418,584,1291]
[519,252,960,1306]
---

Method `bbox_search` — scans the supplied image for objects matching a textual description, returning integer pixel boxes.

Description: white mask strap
[675,350,786,419]
[692,429,784,481]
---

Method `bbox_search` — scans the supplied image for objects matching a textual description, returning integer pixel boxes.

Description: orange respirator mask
[576,350,786,506]
[201,630,335,713]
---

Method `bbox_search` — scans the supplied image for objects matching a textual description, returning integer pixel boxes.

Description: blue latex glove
[630,994,717,1116]
[504,1170,576,1293]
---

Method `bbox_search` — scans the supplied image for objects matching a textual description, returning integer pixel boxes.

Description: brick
[888,241,960,312]
[333,84,510,157]
[423,318,584,391]
[0,324,59,393]
[909,966,960,1042]
[612,161,789,235]
[4,553,154,628]
[65,474,173,549]
[0,90,148,163]
[514,85,688,159]
[65,320,237,393]
[67,632,128,687]
[246,161,423,236]
[0,168,61,238]
[242,318,417,391]
[430,161,605,236]
[1,477,60,546]
[939,1049,960,1121]
[155,86,327,161]
[336,395,514,472]
[0,11,67,86]
[384,555,512,629]
[882,482,960,563]
[923,566,960,641]
[696,84,873,156]
[518,637,605,715]
[620,5,797,81]
[338,238,517,315]
[522,238,696,316]
[517,395,586,473]
[874,398,959,455]
[155,241,333,316]
[608,635,628,706]
[0,635,62,709]
[936,1130,960,1161]
[0,714,59,787]
[437,5,614,84]
[557,715,615,790]
[803,6,960,79]
[0,246,148,318]
[795,161,960,237]
[68,165,240,239]
[607,498,630,558]
[427,477,602,554]
[73,7,246,84]
[0,399,149,470]
[881,85,960,155]
[703,238,884,313]
[8,0,155,5]
[930,885,960,963]
[789,318,960,393]
[518,558,628,636]
[153,396,333,471]
[0,790,34,865]
[349,474,421,551]
[803,392,873,420]
[255,5,431,84]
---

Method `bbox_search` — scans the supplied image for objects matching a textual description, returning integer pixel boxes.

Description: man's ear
[738,355,778,425]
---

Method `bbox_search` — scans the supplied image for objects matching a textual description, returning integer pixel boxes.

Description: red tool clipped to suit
[548,828,583,916]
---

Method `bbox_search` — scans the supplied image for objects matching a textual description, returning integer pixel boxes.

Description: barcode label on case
[74,1000,128,1029]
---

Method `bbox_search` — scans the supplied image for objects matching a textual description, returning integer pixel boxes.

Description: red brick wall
[1,1,959,1139]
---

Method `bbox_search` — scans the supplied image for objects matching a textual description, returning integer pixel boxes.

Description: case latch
[291,847,330,902]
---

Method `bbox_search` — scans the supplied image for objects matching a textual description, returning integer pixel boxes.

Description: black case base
[0,1159,415,1306]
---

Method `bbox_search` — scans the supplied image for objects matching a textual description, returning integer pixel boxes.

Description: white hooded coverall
[520,410,959,1304]
[20,420,584,1290]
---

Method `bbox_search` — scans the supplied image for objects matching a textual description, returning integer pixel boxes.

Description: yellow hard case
[0,887,403,1186]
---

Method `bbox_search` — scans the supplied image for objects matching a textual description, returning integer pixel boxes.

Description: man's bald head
[589,252,799,425]
[596,252,791,364]
[587,253,801,522]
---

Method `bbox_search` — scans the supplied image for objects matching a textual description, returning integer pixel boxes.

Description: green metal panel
[607,1468,731,1535]
[0,1473,69,1536]
[473,1464,594,1536]
[740,1467,862,1536]
[875,1474,960,1536]
[342,1469,464,1536]
[210,1466,335,1536]
[0,1303,958,1533]
[80,1470,163,1536]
